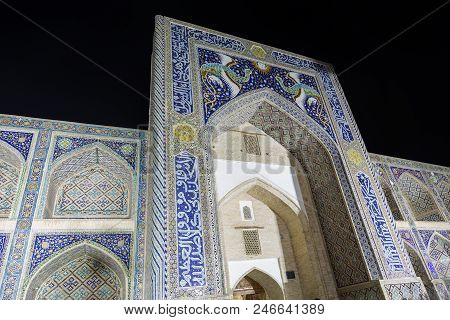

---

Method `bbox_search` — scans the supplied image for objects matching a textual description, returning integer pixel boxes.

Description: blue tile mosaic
[357,172,404,271]
[171,23,245,115]
[197,48,336,140]
[174,151,206,287]
[29,233,132,274]
[0,130,34,160]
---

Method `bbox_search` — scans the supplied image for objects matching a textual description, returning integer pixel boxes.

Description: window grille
[243,134,261,155]
[243,229,261,255]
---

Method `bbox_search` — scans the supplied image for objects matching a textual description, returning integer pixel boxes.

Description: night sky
[1,1,448,166]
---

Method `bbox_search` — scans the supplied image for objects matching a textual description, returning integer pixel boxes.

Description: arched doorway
[207,90,372,299]
[233,276,267,300]
[232,269,284,300]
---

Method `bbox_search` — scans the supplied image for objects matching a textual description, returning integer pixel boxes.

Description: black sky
[0,1,448,166]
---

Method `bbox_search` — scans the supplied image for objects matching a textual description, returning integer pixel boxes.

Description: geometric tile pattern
[250,103,369,287]
[339,285,383,300]
[428,235,450,279]
[398,173,443,221]
[384,282,427,300]
[0,161,19,217]
[174,152,206,288]
[54,167,127,218]
[435,176,450,213]
[29,233,132,274]
[36,256,120,300]
[197,48,336,140]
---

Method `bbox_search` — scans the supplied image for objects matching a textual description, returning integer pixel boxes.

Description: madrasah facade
[0,16,448,300]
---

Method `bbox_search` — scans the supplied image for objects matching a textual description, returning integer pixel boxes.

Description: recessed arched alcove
[24,242,129,300]
[397,173,445,222]
[42,143,135,219]
[207,89,373,299]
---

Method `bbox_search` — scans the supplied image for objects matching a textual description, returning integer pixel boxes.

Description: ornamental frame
[149,16,418,299]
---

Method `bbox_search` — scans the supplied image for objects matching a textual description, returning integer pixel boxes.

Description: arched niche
[25,242,129,300]
[232,268,284,300]
[43,143,134,219]
[397,173,445,222]
[218,177,336,299]
[0,141,25,218]
[206,90,372,296]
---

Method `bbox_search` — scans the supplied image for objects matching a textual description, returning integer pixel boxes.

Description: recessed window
[243,134,261,155]
[243,229,261,255]
[239,201,254,221]
[286,271,296,279]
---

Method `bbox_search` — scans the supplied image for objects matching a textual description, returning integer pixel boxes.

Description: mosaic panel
[197,48,335,140]
[399,229,417,249]
[54,167,128,218]
[0,234,8,270]
[0,130,33,160]
[271,51,354,142]
[391,167,425,183]
[397,173,443,221]
[428,235,450,279]
[36,256,120,300]
[53,136,137,169]
[171,23,245,115]
[174,152,206,287]
[339,285,383,300]
[29,233,132,274]
[357,172,403,271]
[434,174,450,213]
[384,282,427,300]
[0,161,19,217]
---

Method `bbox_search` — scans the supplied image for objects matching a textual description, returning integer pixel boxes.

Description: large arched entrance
[206,90,373,299]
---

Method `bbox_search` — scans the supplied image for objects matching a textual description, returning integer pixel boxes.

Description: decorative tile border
[174,152,206,287]
[0,234,9,270]
[356,172,403,271]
